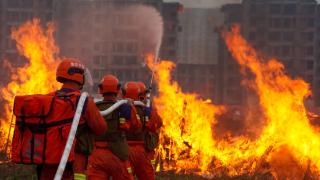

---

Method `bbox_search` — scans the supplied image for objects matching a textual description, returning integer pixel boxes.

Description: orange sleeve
[84,97,107,135]
[146,107,162,133]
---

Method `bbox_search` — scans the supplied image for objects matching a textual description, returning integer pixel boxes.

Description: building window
[125,56,137,65]
[93,56,101,65]
[102,56,108,63]
[7,0,20,8]
[178,68,186,74]
[250,4,257,13]
[113,42,125,53]
[249,32,256,41]
[272,46,281,56]
[20,12,32,22]
[301,5,315,15]
[249,17,257,26]
[46,0,53,9]
[301,32,314,41]
[126,42,134,53]
[6,11,20,22]
[282,31,294,41]
[268,31,281,42]
[269,4,282,14]
[113,56,123,65]
[22,0,33,8]
[94,43,100,51]
[303,47,314,56]
[281,46,290,56]
[269,18,282,28]
[112,29,122,39]
[283,18,296,28]
[283,4,297,15]
[102,42,108,52]
[307,61,314,70]
[306,18,315,28]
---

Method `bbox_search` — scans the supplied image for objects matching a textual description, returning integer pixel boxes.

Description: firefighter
[123,81,157,180]
[87,75,141,180]
[38,58,107,180]
[136,81,162,170]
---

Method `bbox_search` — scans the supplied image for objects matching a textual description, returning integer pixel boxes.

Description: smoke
[126,5,163,59]
[58,3,163,69]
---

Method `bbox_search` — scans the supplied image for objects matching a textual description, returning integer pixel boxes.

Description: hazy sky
[164,0,320,8]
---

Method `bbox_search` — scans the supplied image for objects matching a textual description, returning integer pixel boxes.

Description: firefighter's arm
[119,103,142,131]
[129,104,142,131]
[84,97,107,135]
[146,107,162,133]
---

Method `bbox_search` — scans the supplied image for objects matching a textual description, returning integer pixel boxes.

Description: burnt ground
[0,162,278,180]
[0,162,37,180]
[0,161,271,180]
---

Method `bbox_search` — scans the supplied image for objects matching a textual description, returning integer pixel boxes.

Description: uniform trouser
[87,148,133,180]
[146,150,156,168]
[129,144,155,180]
[73,153,88,180]
[37,162,73,180]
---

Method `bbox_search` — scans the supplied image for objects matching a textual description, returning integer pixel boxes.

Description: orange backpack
[11,91,83,164]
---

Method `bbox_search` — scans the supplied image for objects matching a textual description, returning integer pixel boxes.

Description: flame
[147,25,320,178]
[145,54,227,174]
[223,26,320,175]
[0,19,60,152]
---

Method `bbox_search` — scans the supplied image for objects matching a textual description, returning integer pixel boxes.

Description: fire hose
[94,98,146,109]
[134,101,146,107]
[100,99,129,116]
[54,92,88,180]
[55,96,141,179]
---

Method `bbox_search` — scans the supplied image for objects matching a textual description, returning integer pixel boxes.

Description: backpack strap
[41,106,47,164]
[19,107,25,163]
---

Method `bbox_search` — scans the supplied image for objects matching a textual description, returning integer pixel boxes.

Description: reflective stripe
[119,118,126,124]
[74,173,86,180]
[150,159,156,165]
[136,114,140,120]
[127,167,133,174]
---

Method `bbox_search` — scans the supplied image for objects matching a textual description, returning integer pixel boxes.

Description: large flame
[223,26,320,176]
[148,26,320,178]
[0,19,60,152]
[147,54,225,173]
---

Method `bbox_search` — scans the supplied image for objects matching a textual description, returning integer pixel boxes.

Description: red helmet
[99,75,120,94]
[136,81,147,100]
[56,58,85,85]
[122,81,140,100]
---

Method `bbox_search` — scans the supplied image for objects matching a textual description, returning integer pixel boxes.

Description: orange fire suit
[145,107,162,169]
[37,86,107,180]
[127,105,161,180]
[88,97,141,180]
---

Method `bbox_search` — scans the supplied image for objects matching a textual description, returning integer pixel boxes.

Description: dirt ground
[0,162,275,180]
